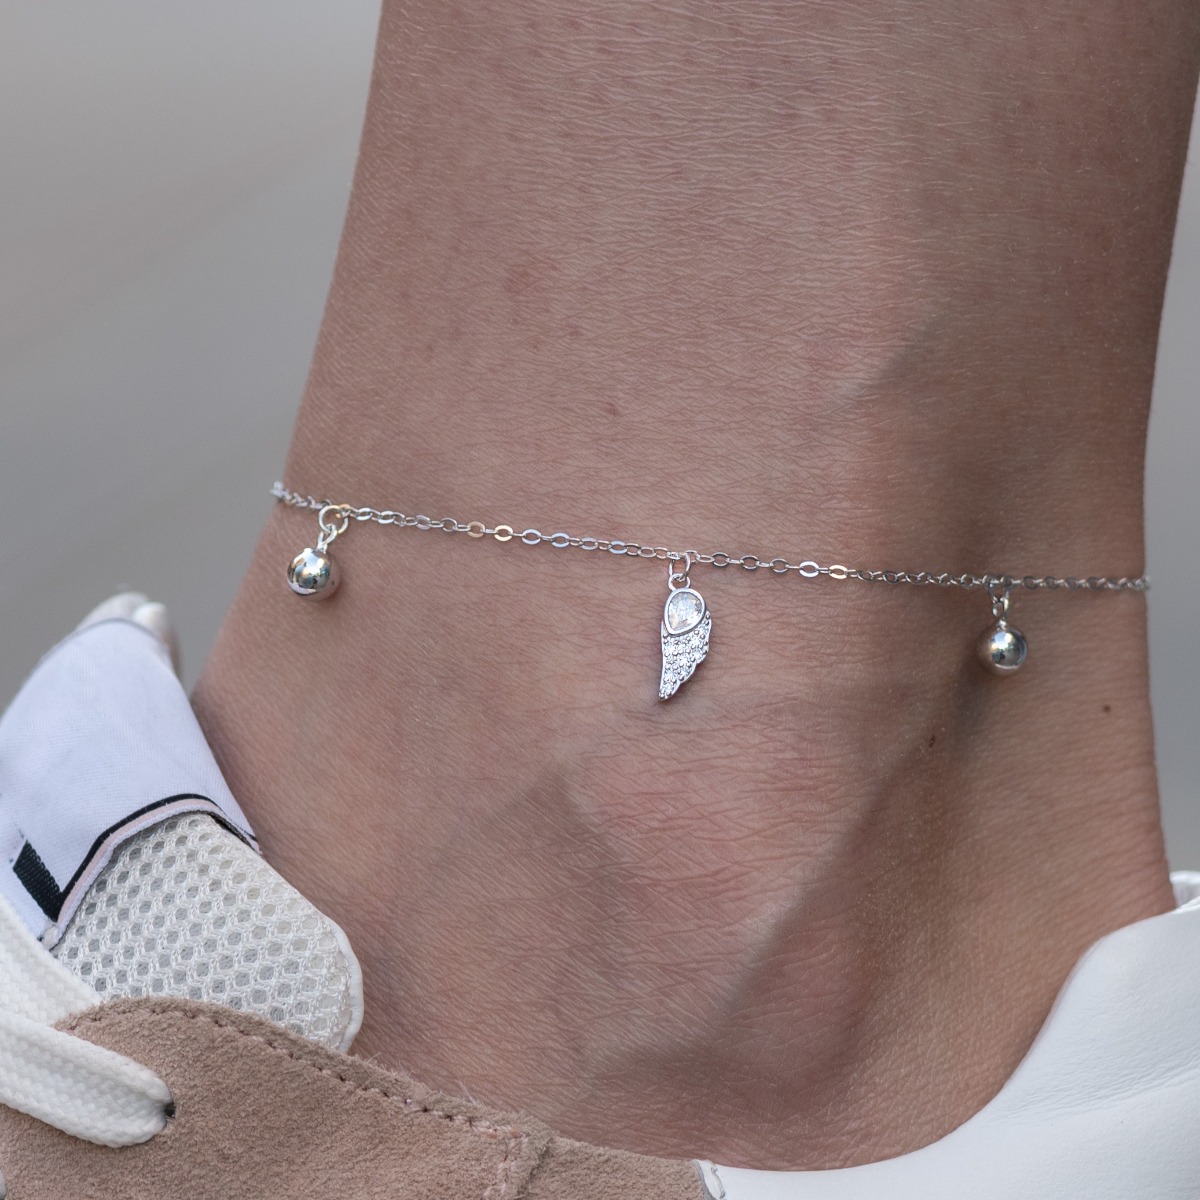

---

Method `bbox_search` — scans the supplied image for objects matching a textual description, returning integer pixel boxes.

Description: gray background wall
[2,3,1197,862]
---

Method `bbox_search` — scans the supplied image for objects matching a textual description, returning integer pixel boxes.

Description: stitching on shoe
[70,1002,531,1193]
[485,1128,530,1200]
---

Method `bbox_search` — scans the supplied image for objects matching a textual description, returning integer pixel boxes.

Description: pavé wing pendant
[659,556,711,700]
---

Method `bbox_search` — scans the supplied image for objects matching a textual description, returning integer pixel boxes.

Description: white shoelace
[0,891,171,1194]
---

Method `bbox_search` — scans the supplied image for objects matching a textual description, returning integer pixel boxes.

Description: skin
[193,0,1200,1169]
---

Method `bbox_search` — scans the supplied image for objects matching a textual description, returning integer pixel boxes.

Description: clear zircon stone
[665,589,704,635]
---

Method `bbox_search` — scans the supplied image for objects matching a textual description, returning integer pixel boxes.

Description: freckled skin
[194,0,1200,1170]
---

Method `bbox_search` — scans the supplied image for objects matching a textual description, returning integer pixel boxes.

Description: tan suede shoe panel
[0,998,709,1200]
[525,1134,712,1200]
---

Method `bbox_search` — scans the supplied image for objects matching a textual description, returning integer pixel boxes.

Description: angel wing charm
[659,584,712,700]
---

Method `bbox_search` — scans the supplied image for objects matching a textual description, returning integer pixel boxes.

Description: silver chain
[271,482,1149,593]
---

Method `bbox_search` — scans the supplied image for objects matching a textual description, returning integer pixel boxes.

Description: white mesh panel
[51,814,362,1051]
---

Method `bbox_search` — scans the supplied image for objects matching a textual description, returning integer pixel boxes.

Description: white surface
[0,4,1196,859]
[55,812,365,1052]
[0,592,364,1051]
[0,891,171,1150]
[0,618,255,941]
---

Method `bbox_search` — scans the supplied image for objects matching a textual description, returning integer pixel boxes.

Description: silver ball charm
[977,621,1027,675]
[287,547,340,599]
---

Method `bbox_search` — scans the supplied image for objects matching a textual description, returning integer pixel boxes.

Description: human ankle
[191,0,1195,1167]
[193,488,1168,1166]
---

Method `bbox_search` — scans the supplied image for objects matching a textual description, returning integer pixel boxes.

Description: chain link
[273,483,1150,593]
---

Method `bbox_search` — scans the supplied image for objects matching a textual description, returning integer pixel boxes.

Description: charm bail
[977,580,1027,675]
[287,504,347,599]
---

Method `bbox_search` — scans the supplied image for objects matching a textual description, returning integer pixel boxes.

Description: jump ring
[317,504,350,537]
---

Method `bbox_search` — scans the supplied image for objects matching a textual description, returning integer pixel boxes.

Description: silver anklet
[272,482,1148,700]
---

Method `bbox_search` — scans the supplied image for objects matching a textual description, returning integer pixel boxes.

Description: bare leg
[193,0,1200,1169]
